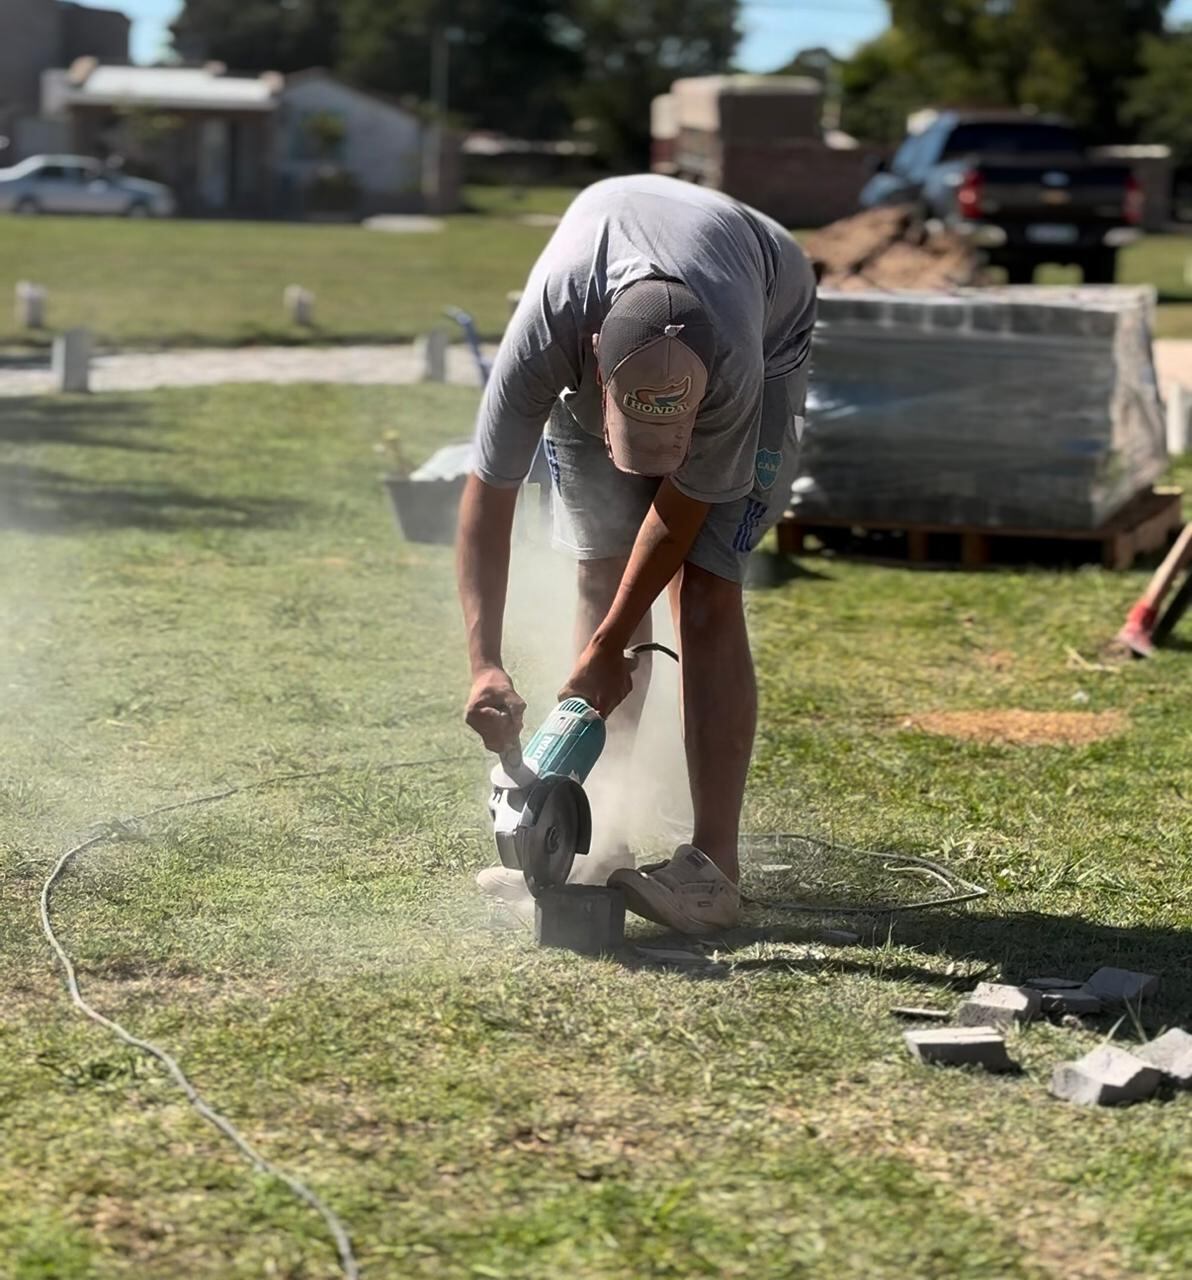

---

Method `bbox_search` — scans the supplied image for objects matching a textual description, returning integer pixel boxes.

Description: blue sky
[93,0,1192,72]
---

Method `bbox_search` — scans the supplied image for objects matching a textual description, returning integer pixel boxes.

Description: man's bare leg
[672,562,754,883]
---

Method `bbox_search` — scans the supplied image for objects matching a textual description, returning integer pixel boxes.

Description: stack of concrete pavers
[902,967,1191,1106]
[797,286,1167,530]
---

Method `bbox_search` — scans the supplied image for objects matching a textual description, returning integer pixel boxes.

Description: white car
[0,155,175,217]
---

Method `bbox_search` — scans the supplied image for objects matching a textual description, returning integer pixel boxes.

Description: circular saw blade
[522,777,591,897]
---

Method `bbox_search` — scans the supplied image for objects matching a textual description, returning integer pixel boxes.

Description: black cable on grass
[38,756,463,1280]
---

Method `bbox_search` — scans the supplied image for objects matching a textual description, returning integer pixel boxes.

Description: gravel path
[1,337,1189,397]
[0,343,493,396]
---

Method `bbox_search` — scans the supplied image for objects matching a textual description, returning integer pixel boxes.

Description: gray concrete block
[1134,1028,1192,1087]
[1086,967,1160,1006]
[1024,976,1085,991]
[534,885,625,956]
[1040,986,1103,1017]
[956,982,1042,1029]
[904,1026,1016,1072]
[1049,1045,1162,1106]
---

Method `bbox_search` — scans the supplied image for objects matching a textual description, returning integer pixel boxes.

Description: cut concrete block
[1086,967,1160,1006]
[818,928,860,945]
[1024,976,1084,991]
[1134,1028,1192,1087]
[904,1026,1016,1072]
[890,1006,951,1022]
[1040,986,1103,1017]
[956,982,1041,1029]
[417,328,448,382]
[1050,1045,1162,1106]
[52,327,92,393]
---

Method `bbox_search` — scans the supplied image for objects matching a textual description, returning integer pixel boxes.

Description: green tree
[336,0,582,140]
[880,0,1171,138]
[170,0,340,72]
[564,0,740,169]
[1124,28,1192,165]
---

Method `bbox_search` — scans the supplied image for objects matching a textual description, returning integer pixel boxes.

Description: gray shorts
[543,363,808,583]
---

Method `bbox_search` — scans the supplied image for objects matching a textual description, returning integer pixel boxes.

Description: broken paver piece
[1086,967,1160,1006]
[956,982,1041,1029]
[904,1026,1016,1072]
[1024,976,1085,991]
[1134,1029,1192,1087]
[1040,986,1103,1017]
[1049,1045,1162,1106]
[818,928,861,945]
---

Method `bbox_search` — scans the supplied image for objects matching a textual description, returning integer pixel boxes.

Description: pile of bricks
[901,967,1192,1107]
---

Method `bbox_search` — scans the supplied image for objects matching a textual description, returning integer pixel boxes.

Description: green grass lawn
[2,208,1189,349]
[2,383,1190,1278]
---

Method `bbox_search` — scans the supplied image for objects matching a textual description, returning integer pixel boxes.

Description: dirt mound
[804,205,984,292]
[902,709,1127,747]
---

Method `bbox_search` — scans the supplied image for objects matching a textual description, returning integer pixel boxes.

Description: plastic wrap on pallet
[793,286,1168,530]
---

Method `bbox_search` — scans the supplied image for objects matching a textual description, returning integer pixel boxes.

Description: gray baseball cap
[597,280,714,476]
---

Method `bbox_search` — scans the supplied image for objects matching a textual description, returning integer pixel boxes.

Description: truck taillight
[1124,173,1144,226]
[957,169,984,218]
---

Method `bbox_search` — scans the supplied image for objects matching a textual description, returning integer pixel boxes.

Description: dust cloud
[503,520,692,868]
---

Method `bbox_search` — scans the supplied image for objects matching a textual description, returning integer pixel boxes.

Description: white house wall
[277,76,422,202]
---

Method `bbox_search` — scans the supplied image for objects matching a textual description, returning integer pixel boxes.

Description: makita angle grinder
[487,642,678,898]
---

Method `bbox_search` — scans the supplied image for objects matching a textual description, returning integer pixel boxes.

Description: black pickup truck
[858,111,1142,283]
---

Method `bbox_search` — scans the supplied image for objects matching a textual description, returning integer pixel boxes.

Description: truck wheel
[14,196,39,215]
[1080,250,1118,284]
[1004,260,1035,285]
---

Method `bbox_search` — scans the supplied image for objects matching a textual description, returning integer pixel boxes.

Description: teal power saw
[487,642,677,895]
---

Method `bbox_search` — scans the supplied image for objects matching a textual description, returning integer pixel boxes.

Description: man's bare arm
[560,479,710,714]
[456,474,526,749]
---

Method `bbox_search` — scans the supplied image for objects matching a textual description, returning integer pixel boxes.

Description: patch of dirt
[804,205,984,291]
[902,709,1128,747]
[978,650,1016,672]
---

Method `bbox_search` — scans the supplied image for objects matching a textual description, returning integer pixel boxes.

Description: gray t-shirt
[472,175,818,504]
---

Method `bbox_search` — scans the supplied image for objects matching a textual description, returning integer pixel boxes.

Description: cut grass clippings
[1,383,1190,1279]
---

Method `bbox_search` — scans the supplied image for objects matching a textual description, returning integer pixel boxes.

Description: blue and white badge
[755,448,783,491]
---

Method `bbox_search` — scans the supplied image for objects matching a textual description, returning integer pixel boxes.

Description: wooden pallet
[775,487,1185,571]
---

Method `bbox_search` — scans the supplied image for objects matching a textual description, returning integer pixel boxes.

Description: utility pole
[423,25,451,212]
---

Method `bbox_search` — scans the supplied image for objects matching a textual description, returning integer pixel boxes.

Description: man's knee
[679,563,743,636]
[577,556,627,611]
